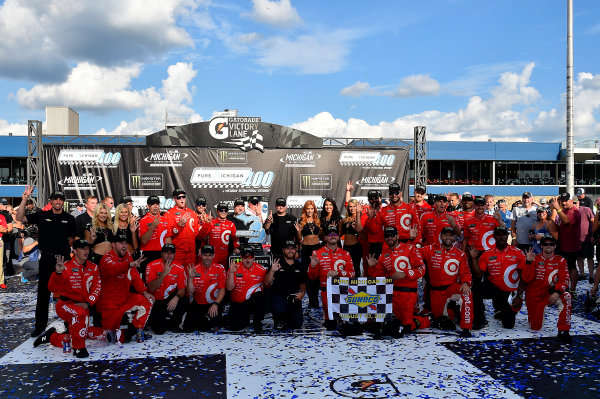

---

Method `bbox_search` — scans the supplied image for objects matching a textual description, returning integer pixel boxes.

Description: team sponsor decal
[129,173,163,190]
[130,196,174,215]
[355,174,396,190]
[503,263,520,289]
[333,259,346,273]
[221,229,231,245]
[285,196,325,209]
[245,282,263,300]
[209,116,264,152]
[548,269,559,286]
[338,151,396,169]
[144,149,188,167]
[205,283,220,303]
[344,291,381,308]
[190,167,274,191]
[216,149,247,164]
[399,214,412,230]
[443,258,460,276]
[482,230,496,250]
[58,173,102,191]
[393,256,410,272]
[300,174,332,190]
[330,374,400,398]
[280,151,321,167]
[57,149,121,168]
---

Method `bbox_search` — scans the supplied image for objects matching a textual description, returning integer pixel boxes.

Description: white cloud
[341,75,441,98]
[295,63,600,142]
[340,81,373,97]
[0,119,27,135]
[0,0,196,82]
[249,0,303,29]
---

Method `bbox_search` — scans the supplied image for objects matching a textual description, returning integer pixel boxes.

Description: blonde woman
[84,203,115,264]
[113,203,139,254]
[341,199,364,277]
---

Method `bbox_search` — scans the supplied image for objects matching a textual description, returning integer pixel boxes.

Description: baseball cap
[388,183,401,193]
[249,196,260,205]
[536,207,548,213]
[474,196,486,205]
[172,188,186,198]
[240,246,254,256]
[325,225,339,235]
[216,202,229,212]
[368,190,382,200]
[112,233,129,243]
[414,185,426,194]
[493,226,509,235]
[275,197,287,206]
[282,240,297,248]
[119,195,133,204]
[559,192,573,202]
[234,198,245,207]
[73,239,91,249]
[77,202,84,207]
[462,193,474,201]
[146,195,160,205]
[200,244,215,254]
[161,243,176,252]
[195,196,207,206]
[539,197,547,205]
[49,191,65,201]
[576,188,585,196]
[540,234,556,245]
[384,226,398,237]
[434,194,448,202]
[522,191,532,199]
[440,226,455,235]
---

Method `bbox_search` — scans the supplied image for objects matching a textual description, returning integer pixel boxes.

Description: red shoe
[0,284,7,289]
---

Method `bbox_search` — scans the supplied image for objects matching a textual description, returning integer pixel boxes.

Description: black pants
[368,242,383,259]
[36,252,68,331]
[343,242,363,277]
[272,293,303,329]
[469,250,486,325]
[301,243,321,307]
[482,278,517,329]
[183,302,222,332]
[148,293,188,334]
[228,291,266,331]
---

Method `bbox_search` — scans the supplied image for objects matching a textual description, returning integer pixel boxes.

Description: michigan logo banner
[327,277,393,322]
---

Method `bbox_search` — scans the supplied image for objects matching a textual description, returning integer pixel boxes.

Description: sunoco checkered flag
[327,277,393,322]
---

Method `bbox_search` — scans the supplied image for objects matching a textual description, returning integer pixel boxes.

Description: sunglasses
[541,243,556,247]
[389,191,400,196]
[217,209,228,212]
[197,203,206,207]
[242,254,253,259]
[177,195,186,199]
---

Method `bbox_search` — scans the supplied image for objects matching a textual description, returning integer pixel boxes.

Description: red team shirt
[138,213,169,252]
[420,243,472,287]
[145,259,186,300]
[48,258,102,305]
[97,249,147,310]
[197,218,239,265]
[463,214,500,251]
[414,201,432,221]
[165,207,199,254]
[230,262,267,303]
[420,211,455,246]
[189,263,227,305]
[377,202,420,241]
[308,246,355,285]
[375,243,425,288]
[521,254,569,294]
[478,245,526,292]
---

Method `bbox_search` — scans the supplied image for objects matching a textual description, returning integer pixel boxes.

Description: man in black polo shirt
[271,241,307,330]
[16,186,76,337]
[264,197,297,257]
[75,195,98,239]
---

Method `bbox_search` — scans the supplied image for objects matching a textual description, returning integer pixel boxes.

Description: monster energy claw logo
[303,175,311,188]
[131,175,141,189]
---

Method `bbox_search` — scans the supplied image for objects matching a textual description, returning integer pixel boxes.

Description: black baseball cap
[172,188,186,198]
[234,198,245,207]
[368,190,382,200]
[493,226,509,235]
[536,207,547,213]
[540,234,556,245]
[559,192,572,202]
[240,246,254,256]
[388,183,401,193]
[119,195,133,204]
[147,195,160,205]
[275,197,287,206]
[161,243,176,252]
[282,240,297,248]
[73,239,91,249]
[474,196,486,205]
[195,196,207,206]
[522,191,532,199]
[249,196,260,205]
[200,244,215,254]
[49,191,66,201]
[112,233,129,243]
[462,193,474,201]
[414,185,426,194]
[435,195,448,202]
[384,226,398,237]
[325,225,339,235]
[440,226,455,235]
[217,202,228,212]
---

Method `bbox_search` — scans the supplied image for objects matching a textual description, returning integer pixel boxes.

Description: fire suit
[377,202,421,242]
[97,249,153,330]
[184,262,227,332]
[463,214,501,251]
[521,253,571,331]
[145,259,187,334]
[197,218,239,267]
[420,243,473,329]
[47,258,104,349]
[308,246,355,320]
[165,206,199,266]
[420,211,456,246]
[228,261,268,330]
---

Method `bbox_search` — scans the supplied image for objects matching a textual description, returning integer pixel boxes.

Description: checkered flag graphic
[227,130,264,152]
[192,183,241,189]
[327,277,393,322]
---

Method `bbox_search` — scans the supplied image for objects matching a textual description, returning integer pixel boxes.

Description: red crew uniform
[165,206,199,266]
[189,262,227,305]
[138,213,169,252]
[479,245,526,292]
[97,250,153,330]
[198,219,239,267]
[308,246,355,320]
[145,260,186,301]
[375,243,430,329]
[420,243,473,329]
[47,258,104,349]
[521,254,571,331]
[414,201,432,221]
[463,214,500,251]
[452,210,474,230]
[420,211,455,246]
[379,203,420,242]
[230,262,268,303]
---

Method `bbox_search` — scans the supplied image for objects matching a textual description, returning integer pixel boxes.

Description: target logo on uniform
[160,230,168,246]
[189,218,195,230]
[221,230,231,245]
[393,256,410,272]
[503,263,520,289]
[547,269,559,287]
[205,283,220,303]
[444,259,460,276]
[482,230,496,250]
[400,214,412,231]
[245,283,263,300]
[86,275,94,292]
[334,259,346,272]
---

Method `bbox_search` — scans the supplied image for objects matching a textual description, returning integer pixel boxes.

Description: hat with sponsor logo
[249,196,260,205]
[462,192,474,201]
[172,188,186,198]
[388,183,401,194]
[49,191,66,201]
[112,233,129,243]
[216,202,228,212]
[146,195,160,205]
[195,196,207,206]
[240,246,255,256]
[440,226,455,236]
[275,197,287,206]
[434,194,448,202]
[234,198,245,207]
[473,196,486,205]
[540,234,557,245]
[576,188,585,196]
[536,207,548,213]
[200,244,215,254]
[161,243,176,252]
[414,185,426,194]
[522,191,532,199]
[493,226,509,235]
[73,239,91,249]
[539,197,547,205]
[368,190,382,200]
[384,226,398,237]
[119,195,133,204]
[282,240,297,248]
[325,225,339,235]
[559,192,573,202]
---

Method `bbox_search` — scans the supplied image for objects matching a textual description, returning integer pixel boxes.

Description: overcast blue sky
[0,0,598,142]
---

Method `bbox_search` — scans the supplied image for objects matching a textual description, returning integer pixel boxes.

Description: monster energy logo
[302,175,311,189]
[300,174,332,190]
[219,151,228,162]
[216,149,247,164]
[131,175,141,189]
